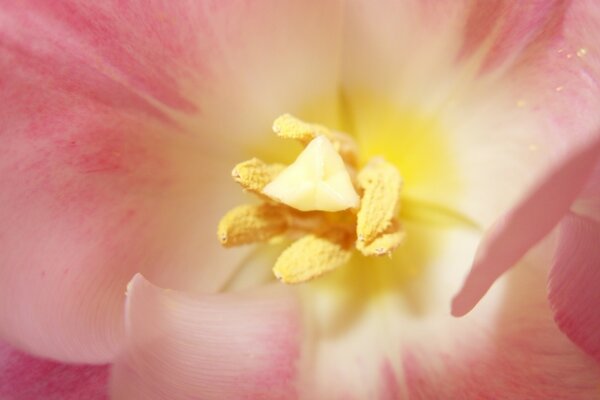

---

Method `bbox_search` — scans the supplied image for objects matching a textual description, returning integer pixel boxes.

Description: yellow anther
[356,158,403,245]
[273,114,359,166]
[356,220,405,257]
[232,158,285,195]
[273,231,353,284]
[272,113,330,142]
[217,204,288,247]
[262,136,359,212]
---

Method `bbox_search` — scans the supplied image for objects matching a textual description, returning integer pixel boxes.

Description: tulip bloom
[1,1,600,399]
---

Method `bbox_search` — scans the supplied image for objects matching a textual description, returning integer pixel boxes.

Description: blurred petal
[340,0,570,229]
[452,132,600,317]
[0,340,108,400]
[459,0,569,72]
[502,1,600,154]
[403,251,600,399]
[296,224,600,398]
[573,162,600,222]
[110,275,300,400]
[295,223,478,399]
[549,213,600,363]
[0,0,343,362]
[0,62,242,362]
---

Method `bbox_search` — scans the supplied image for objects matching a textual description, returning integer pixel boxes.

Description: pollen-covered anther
[273,230,353,284]
[356,220,405,257]
[217,203,289,247]
[272,113,329,142]
[356,157,403,246]
[273,113,359,166]
[231,158,285,197]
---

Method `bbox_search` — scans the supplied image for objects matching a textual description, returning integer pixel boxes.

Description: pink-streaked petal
[341,1,569,230]
[110,274,300,400]
[295,223,599,398]
[548,213,600,363]
[507,1,600,145]
[0,0,343,363]
[0,65,243,362]
[573,162,600,222]
[294,223,481,399]
[402,254,600,399]
[0,340,109,400]
[452,132,600,317]
[459,0,569,73]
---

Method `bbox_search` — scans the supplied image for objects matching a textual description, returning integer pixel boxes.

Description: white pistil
[262,136,360,212]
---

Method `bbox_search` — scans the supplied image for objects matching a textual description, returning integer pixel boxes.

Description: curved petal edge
[110,274,301,400]
[548,213,600,363]
[452,132,600,317]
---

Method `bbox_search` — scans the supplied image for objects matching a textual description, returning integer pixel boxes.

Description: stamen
[262,136,359,212]
[356,220,404,257]
[273,114,359,166]
[356,158,402,245]
[273,231,353,284]
[272,113,330,142]
[217,204,288,247]
[217,114,406,284]
[232,158,285,196]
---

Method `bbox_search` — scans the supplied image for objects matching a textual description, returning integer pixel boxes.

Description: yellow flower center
[217,114,406,284]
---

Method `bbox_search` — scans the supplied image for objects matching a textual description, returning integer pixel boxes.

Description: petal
[0,340,109,400]
[506,1,600,144]
[0,71,242,362]
[548,213,600,363]
[0,0,343,362]
[295,223,600,398]
[340,1,569,229]
[294,222,483,399]
[341,2,600,235]
[459,0,569,72]
[573,162,600,222]
[401,247,600,399]
[452,132,600,317]
[110,275,300,400]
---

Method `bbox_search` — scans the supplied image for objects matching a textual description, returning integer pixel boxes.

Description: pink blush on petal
[459,0,568,73]
[0,341,109,400]
[236,304,300,400]
[110,275,302,400]
[548,213,600,363]
[378,359,402,400]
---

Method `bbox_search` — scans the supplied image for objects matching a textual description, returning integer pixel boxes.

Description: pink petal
[402,256,600,399]
[294,224,600,398]
[548,213,600,363]
[294,224,482,399]
[452,132,600,317]
[0,70,240,362]
[0,340,109,400]
[459,0,569,72]
[572,163,600,221]
[341,1,572,231]
[0,1,343,363]
[507,1,600,144]
[110,274,300,400]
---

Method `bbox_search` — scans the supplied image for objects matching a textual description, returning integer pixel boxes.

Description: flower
[1,1,600,399]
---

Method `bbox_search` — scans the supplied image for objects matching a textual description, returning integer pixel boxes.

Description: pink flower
[1,1,600,399]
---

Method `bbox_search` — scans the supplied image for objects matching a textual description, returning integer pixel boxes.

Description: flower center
[217,114,405,284]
